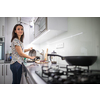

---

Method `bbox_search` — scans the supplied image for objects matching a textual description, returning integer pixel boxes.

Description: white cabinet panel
[20,72,28,84]
[5,64,12,84]
[0,17,5,37]
[33,17,67,44]
[0,63,12,84]
[0,64,4,84]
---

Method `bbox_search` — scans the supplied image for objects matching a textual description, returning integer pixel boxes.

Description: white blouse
[11,38,24,64]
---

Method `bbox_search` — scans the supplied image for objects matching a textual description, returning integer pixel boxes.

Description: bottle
[9,53,12,61]
[24,58,27,63]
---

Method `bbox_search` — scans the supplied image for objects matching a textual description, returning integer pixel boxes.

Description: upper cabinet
[0,17,5,37]
[34,17,47,38]
[33,17,67,44]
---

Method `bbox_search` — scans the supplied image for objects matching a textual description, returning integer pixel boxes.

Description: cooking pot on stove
[29,49,41,61]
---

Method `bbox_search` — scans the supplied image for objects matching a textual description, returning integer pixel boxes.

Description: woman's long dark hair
[11,24,24,42]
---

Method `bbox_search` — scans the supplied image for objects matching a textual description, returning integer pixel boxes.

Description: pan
[47,54,97,66]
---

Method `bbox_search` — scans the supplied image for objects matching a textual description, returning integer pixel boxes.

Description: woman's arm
[15,46,35,59]
[24,48,30,52]
[24,47,33,52]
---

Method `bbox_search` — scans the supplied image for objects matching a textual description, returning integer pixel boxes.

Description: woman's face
[15,25,24,36]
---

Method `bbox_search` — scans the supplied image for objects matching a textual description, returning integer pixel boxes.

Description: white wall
[39,17,100,70]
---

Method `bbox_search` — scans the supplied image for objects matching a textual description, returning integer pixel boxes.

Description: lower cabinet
[25,72,35,84]
[0,63,12,84]
[21,71,36,84]
[20,64,36,84]
[0,64,4,84]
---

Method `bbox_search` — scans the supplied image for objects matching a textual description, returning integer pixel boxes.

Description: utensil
[29,49,40,61]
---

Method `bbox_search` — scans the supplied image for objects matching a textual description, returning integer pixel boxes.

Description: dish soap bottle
[24,58,27,63]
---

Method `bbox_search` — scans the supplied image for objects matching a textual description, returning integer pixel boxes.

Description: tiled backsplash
[39,17,100,70]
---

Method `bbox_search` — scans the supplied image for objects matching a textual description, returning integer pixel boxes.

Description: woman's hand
[30,56,36,60]
[29,47,33,51]
[24,47,33,52]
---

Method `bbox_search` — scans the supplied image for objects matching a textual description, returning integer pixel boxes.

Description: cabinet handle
[2,25,4,36]
[6,65,7,75]
[2,65,3,76]
[26,77,29,84]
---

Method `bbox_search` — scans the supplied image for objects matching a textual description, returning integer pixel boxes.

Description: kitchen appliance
[35,54,98,84]
[0,37,5,63]
[35,63,100,84]
[47,54,97,70]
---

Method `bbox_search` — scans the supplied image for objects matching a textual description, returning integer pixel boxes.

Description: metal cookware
[47,54,97,66]
[29,49,40,61]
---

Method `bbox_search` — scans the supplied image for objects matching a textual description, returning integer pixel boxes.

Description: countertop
[23,62,47,84]
[1,61,35,64]
[4,61,11,63]
[0,61,11,64]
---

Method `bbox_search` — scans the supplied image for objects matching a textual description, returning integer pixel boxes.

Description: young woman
[10,24,35,84]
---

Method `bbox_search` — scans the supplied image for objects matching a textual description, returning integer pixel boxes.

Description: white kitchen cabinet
[20,72,28,84]
[21,71,36,84]
[0,63,12,84]
[33,17,67,44]
[4,64,12,84]
[0,64,5,84]
[34,17,38,23]
[25,72,36,84]
[34,17,46,38]
[0,17,5,37]
[20,64,36,84]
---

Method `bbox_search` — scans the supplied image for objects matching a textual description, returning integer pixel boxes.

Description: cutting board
[35,61,49,64]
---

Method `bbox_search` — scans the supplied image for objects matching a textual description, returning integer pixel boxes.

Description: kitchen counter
[4,61,11,63]
[4,61,34,63]
[23,61,100,84]
[23,62,47,84]
[0,61,15,63]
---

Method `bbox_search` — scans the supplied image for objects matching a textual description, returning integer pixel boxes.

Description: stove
[35,64,100,84]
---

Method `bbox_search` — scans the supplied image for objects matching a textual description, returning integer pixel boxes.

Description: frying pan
[47,54,97,66]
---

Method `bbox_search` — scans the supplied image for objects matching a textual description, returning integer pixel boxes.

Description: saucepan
[29,49,40,61]
[47,54,97,66]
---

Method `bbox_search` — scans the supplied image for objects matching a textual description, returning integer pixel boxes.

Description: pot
[29,49,40,61]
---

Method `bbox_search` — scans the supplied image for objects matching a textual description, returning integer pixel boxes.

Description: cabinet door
[5,64,12,84]
[20,72,28,84]
[0,17,5,37]
[26,72,36,84]
[39,17,46,32]
[34,17,47,38]
[0,64,4,84]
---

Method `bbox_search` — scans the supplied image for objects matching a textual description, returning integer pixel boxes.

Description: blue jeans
[10,61,22,84]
